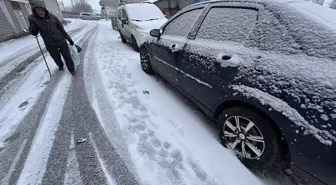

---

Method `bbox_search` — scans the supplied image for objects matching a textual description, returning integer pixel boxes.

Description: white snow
[0,23,94,148]
[17,73,71,185]
[287,0,336,30]
[0,20,87,80]
[0,57,52,145]
[0,139,27,185]
[86,21,263,185]
[230,85,336,146]
[126,3,165,21]
[89,133,117,185]
[64,130,83,185]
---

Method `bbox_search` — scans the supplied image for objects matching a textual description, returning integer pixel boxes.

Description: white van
[117,2,167,51]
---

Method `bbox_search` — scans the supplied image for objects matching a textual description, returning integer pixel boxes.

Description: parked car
[80,12,94,20]
[140,0,336,184]
[117,2,167,51]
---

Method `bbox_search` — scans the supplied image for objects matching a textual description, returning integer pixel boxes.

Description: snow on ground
[16,73,72,185]
[0,57,52,146]
[85,21,263,185]
[0,22,94,148]
[0,20,85,63]
[0,20,87,79]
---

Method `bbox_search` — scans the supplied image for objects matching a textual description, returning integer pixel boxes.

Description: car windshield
[126,3,165,21]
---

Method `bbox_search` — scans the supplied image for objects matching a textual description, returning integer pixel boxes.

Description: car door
[179,6,259,110]
[150,8,204,85]
[122,8,131,40]
[117,9,123,31]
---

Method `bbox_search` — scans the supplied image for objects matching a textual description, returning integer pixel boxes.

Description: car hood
[131,18,167,32]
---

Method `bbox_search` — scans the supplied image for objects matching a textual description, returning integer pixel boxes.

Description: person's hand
[69,39,74,46]
[31,31,39,36]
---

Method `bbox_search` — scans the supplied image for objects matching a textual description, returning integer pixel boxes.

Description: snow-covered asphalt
[0,19,295,185]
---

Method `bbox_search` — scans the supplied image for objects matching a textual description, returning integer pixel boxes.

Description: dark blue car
[139,0,336,184]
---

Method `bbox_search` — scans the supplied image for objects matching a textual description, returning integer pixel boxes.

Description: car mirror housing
[121,19,128,24]
[150,29,161,38]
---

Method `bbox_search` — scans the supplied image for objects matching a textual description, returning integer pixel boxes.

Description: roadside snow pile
[231,85,336,146]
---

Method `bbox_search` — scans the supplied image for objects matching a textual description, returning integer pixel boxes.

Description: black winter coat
[28,2,73,47]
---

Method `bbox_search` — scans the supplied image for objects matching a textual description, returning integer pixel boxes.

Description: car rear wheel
[132,36,139,52]
[140,47,152,74]
[120,32,126,43]
[218,107,284,169]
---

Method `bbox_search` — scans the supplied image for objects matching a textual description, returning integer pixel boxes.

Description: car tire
[218,106,284,169]
[140,47,152,74]
[120,32,126,43]
[132,36,139,52]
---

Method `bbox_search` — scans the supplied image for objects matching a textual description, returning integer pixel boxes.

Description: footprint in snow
[19,101,29,109]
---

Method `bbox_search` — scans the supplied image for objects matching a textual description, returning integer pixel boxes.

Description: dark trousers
[46,41,75,72]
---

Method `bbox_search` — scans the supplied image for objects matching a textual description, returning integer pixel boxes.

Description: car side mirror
[121,18,128,24]
[150,29,161,38]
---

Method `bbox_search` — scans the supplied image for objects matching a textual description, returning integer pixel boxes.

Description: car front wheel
[140,47,152,74]
[218,107,284,169]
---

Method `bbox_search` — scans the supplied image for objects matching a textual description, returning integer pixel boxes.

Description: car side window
[245,10,303,54]
[163,9,203,37]
[122,9,128,20]
[196,7,258,43]
[118,9,122,20]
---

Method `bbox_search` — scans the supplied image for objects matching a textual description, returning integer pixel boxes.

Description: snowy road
[0,20,294,185]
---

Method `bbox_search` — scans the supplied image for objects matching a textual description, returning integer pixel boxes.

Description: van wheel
[218,107,284,169]
[132,36,139,52]
[120,32,126,43]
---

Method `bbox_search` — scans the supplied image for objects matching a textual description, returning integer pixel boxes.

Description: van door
[121,8,131,40]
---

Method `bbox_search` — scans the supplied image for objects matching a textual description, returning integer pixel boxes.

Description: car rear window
[196,8,258,43]
[163,9,203,37]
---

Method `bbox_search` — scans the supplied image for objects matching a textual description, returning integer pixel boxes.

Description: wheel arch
[213,99,291,169]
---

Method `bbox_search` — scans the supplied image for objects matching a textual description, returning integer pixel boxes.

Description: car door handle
[220,55,232,60]
[170,44,179,52]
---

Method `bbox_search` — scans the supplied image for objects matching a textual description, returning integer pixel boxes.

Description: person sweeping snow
[28,1,76,75]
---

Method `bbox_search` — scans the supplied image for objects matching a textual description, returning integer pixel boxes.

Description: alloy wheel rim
[140,49,149,70]
[222,116,265,159]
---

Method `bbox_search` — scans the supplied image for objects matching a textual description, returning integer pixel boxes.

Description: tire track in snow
[0,24,97,185]
[89,133,116,185]
[44,25,140,185]
[0,139,26,185]
[16,73,72,185]
[63,130,83,185]
[39,26,100,185]
[17,27,97,185]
